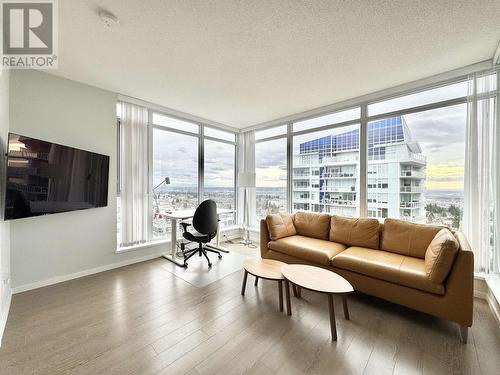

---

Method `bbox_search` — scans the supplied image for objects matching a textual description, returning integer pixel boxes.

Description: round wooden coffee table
[241,259,287,312]
[281,264,354,341]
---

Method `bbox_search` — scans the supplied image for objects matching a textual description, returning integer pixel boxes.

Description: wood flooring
[1,244,500,375]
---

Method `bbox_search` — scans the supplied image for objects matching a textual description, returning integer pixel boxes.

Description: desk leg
[162,218,185,267]
[328,294,337,341]
[216,216,221,247]
[171,219,177,256]
[206,214,230,253]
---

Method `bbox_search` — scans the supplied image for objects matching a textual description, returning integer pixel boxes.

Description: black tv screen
[4,133,110,220]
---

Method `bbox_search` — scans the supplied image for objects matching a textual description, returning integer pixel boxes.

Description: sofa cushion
[268,235,346,266]
[425,228,459,284]
[332,247,445,295]
[266,213,296,241]
[294,211,331,240]
[329,215,380,249]
[381,219,443,259]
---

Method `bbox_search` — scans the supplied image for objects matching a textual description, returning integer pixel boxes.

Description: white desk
[162,208,236,267]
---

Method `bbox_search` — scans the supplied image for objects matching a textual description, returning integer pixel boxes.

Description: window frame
[116,106,238,246]
[251,69,498,222]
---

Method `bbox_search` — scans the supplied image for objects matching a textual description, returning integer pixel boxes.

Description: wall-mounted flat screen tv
[4,133,110,220]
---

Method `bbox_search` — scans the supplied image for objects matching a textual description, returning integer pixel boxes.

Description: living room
[0,1,500,374]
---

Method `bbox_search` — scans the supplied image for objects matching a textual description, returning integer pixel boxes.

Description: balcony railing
[400,186,423,193]
[322,172,356,178]
[400,215,426,222]
[322,199,357,207]
[400,201,422,208]
[398,151,427,164]
[320,156,358,165]
[321,187,357,193]
[400,170,425,178]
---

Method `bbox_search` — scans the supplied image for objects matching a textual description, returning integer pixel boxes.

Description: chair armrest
[180,222,191,232]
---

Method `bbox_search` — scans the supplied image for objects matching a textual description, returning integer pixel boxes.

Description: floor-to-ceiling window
[117,109,237,248]
[366,83,469,229]
[254,125,287,225]
[203,127,237,228]
[152,125,199,240]
[250,74,490,233]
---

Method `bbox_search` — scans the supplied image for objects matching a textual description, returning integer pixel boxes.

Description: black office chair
[180,199,222,268]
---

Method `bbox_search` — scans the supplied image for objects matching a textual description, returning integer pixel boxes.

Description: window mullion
[287,122,293,213]
[199,125,204,205]
[359,104,368,217]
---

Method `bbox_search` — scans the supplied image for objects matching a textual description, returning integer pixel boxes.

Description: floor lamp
[153,177,170,213]
[238,172,256,247]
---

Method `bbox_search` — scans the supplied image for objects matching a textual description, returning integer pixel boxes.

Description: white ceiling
[53,0,500,129]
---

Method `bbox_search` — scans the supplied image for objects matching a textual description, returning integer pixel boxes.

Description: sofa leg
[459,325,468,344]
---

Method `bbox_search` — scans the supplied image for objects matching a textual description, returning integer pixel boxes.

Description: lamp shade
[238,172,256,188]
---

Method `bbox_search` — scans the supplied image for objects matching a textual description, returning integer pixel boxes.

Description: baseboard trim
[474,289,487,299]
[12,253,163,294]
[0,287,12,348]
[486,290,500,328]
[474,277,500,329]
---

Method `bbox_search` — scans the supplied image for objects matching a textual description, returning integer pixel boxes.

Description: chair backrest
[192,199,218,235]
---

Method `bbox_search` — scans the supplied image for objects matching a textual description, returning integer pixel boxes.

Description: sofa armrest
[445,231,474,326]
[260,219,270,258]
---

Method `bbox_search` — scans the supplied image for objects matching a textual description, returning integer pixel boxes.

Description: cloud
[426,163,464,190]
[403,104,467,159]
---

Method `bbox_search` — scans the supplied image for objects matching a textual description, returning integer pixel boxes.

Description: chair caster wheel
[208,263,212,268]
[218,255,222,259]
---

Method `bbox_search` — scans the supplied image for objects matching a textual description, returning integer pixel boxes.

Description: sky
[153,129,235,188]
[404,103,466,190]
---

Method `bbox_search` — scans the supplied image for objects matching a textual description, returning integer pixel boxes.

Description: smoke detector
[98,9,119,27]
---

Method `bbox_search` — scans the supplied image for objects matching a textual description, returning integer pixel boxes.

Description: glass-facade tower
[293,116,427,221]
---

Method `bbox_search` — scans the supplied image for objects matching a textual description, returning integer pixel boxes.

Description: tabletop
[243,259,286,280]
[163,208,235,220]
[281,264,353,294]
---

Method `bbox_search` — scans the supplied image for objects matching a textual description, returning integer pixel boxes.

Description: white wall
[9,71,164,290]
[0,69,11,345]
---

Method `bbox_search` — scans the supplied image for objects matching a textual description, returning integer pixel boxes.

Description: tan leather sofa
[260,212,474,343]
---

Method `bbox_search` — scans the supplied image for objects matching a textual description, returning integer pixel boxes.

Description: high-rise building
[292,116,427,222]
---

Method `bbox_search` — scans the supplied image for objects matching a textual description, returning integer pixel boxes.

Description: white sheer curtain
[462,71,499,274]
[119,102,149,247]
[237,131,256,227]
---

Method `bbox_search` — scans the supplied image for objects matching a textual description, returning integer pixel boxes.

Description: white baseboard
[474,290,487,299]
[12,229,244,295]
[0,287,12,348]
[474,277,500,328]
[12,253,163,294]
[486,290,500,328]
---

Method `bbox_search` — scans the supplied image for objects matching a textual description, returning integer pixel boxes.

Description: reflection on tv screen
[4,133,109,220]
